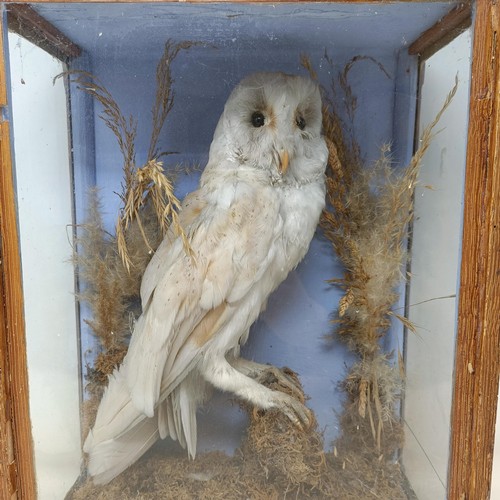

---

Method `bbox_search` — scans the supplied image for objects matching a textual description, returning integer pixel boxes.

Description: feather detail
[158,399,171,440]
[125,312,173,418]
[83,367,160,484]
[179,383,197,459]
[86,417,159,485]
[190,301,228,347]
[85,365,146,445]
[158,372,208,457]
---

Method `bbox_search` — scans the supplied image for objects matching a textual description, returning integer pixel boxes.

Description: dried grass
[303,55,457,452]
[116,158,191,271]
[75,190,163,431]
[68,40,195,271]
[324,82,456,447]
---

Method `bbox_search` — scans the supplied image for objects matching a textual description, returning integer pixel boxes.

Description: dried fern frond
[325,78,458,350]
[74,191,125,348]
[301,53,361,180]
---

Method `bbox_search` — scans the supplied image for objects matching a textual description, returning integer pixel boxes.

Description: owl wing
[125,179,283,418]
[139,190,205,311]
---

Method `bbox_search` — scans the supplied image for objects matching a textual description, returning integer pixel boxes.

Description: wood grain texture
[0,211,15,495]
[448,1,500,499]
[7,3,81,60]
[0,13,37,496]
[0,16,17,500]
[409,2,472,58]
[1,0,465,4]
[0,120,37,500]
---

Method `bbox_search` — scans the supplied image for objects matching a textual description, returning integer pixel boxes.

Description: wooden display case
[0,1,498,499]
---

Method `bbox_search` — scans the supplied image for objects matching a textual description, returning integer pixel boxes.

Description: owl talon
[257,366,305,402]
[232,358,305,402]
[273,391,312,429]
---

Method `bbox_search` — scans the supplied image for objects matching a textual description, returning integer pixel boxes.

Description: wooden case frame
[0,1,498,499]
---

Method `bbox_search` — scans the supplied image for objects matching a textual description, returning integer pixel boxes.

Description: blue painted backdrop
[32,1,452,453]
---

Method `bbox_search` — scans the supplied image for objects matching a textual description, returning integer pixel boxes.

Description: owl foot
[256,366,305,403]
[201,356,312,430]
[271,391,312,429]
[230,358,305,403]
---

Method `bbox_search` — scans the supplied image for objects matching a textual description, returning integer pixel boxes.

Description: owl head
[207,72,328,185]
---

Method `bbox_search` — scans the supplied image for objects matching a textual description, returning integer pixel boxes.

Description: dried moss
[68,370,413,500]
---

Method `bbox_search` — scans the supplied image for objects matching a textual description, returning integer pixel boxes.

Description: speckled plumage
[84,72,328,484]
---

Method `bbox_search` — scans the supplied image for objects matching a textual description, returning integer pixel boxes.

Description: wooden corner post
[0,11,37,500]
[448,1,500,498]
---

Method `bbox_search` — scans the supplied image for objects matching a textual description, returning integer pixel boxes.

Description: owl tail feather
[84,363,202,484]
[84,417,159,485]
[83,366,160,484]
[158,379,198,460]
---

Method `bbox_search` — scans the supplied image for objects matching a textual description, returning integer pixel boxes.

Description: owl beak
[278,150,289,175]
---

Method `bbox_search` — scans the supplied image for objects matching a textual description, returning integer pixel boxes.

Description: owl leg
[228,357,305,403]
[199,355,311,428]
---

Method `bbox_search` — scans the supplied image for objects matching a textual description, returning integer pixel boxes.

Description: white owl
[84,72,328,484]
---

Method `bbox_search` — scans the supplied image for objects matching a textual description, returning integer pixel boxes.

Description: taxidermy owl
[84,72,328,484]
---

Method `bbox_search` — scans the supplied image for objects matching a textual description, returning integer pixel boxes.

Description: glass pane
[5,2,471,499]
[403,28,472,499]
[7,32,81,498]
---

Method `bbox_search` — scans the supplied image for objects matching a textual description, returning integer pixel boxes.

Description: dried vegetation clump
[72,41,195,414]
[68,370,413,500]
[321,60,456,450]
[304,53,455,489]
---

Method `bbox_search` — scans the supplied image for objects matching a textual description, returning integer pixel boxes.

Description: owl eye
[251,111,265,128]
[296,116,306,130]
